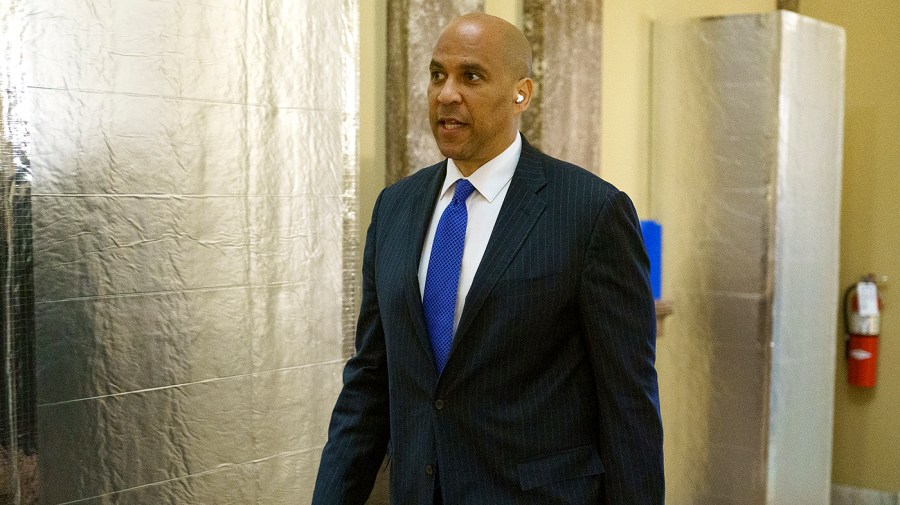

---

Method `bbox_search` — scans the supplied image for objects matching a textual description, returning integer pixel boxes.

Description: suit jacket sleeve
[312,192,390,505]
[579,190,665,504]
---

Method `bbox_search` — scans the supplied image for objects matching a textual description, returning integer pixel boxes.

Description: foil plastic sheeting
[651,12,843,505]
[522,0,603,173]
[768,13,844,505]
[9,0,359,503]
[2,2,38,503]
[385,0,484,182]
[0,106,37,505]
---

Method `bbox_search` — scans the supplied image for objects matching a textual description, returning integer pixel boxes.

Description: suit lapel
[403,162,446,367]
[451,140,548,353]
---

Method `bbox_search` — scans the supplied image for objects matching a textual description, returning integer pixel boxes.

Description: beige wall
[359,0,387,269]
[799,0,900,493]
[484,0,522,27]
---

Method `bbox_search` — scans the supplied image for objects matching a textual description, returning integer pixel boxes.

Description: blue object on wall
[640,220,662,300]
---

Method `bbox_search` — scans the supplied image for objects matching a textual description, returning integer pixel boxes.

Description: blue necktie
[423,179,476,375]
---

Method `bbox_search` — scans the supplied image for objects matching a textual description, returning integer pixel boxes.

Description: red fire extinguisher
[844,274,886,388]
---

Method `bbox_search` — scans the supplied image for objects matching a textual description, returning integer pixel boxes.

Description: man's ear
[514,78,534,110]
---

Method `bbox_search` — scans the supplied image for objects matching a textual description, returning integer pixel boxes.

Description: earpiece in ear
[515,93,524,104]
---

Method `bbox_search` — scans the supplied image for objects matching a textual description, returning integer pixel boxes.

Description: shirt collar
[440,132,522,203]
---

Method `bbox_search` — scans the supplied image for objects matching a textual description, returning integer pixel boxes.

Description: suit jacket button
[434,399,444,410]
[425,464,435,476]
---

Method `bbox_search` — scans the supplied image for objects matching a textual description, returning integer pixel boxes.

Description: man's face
[428,21,522,175]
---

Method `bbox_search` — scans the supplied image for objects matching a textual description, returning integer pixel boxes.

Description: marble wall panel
[523,0,604,173]
[385,0,484,182]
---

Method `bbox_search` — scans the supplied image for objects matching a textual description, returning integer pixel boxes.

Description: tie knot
[452,179,475,204]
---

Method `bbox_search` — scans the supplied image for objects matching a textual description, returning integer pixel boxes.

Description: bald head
[428,12,534,175]
[438,13,532,79]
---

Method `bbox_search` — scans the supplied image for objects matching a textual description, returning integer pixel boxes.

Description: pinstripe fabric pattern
[313,138,664,504]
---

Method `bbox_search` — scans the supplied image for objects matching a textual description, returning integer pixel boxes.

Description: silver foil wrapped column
[18,1,359,503]
[652,12,844,504]
[1,2,37,503]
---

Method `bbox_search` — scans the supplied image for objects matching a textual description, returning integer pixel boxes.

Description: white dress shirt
[418,132,522,335]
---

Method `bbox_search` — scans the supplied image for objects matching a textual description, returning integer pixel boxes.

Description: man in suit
[313,12,663,504]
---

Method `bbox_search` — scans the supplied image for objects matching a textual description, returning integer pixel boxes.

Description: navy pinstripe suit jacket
[313,139,664,504]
